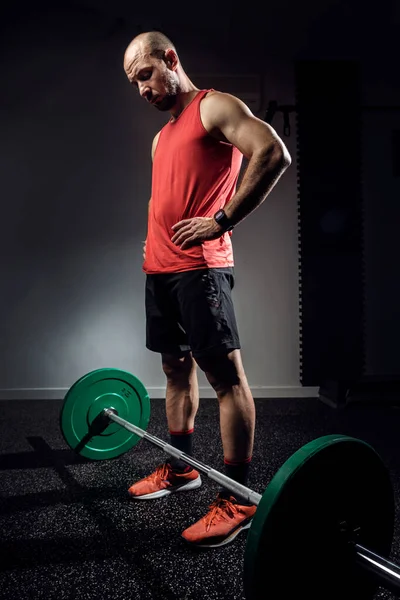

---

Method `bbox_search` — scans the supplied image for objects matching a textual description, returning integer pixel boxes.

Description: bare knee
[196,350,242,395]
[161,352,196,381]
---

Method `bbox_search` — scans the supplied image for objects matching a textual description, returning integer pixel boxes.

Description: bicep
[213,94,285,160]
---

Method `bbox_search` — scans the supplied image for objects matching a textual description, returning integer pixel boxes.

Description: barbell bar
[103,407,262,506]
[60,368,400,599]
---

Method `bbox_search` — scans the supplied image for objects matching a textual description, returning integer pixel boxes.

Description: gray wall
[1,1,398,400]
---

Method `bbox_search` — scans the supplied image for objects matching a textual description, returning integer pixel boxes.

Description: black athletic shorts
[145,267,241,360]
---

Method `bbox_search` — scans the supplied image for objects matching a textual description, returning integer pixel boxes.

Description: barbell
[60,368,400,599]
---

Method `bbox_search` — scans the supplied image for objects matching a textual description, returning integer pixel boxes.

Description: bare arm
[202,92,291,227]
[143,132,161,258]
[171,94,291,249]
[147,131,161,215]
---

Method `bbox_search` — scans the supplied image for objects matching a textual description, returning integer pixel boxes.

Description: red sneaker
[128,463,202,499]
[181,494,257,548]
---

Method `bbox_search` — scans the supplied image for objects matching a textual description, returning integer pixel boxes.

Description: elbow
[282,148,292,169]
[274,142,292,170]
[261,141,291,171]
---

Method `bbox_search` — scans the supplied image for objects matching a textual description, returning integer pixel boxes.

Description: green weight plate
[244,434,395,600]
[60,368,151,460]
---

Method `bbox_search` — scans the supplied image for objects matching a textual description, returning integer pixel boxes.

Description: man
[123,30,291,548]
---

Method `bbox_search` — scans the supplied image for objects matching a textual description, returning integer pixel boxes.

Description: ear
[164,48,178,70]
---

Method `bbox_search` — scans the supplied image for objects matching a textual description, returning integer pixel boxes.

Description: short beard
[155,71,179,112]
[155,94,177,111]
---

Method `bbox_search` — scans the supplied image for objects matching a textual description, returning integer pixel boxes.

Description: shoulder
[201,90,253,123]
[200,90,254,137]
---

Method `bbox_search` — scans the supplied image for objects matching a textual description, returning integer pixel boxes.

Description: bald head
[123,30,195,114]
[123,30,183,112]
[124,31,177,68]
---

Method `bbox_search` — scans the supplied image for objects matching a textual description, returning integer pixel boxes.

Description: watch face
[214,209,233,231]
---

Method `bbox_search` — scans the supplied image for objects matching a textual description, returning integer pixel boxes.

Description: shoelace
[149,463,172,484]
[204,498,239,532]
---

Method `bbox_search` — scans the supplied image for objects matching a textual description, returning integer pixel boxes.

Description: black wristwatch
[213,209,234,232]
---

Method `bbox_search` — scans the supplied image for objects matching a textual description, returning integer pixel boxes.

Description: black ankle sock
[219,457,253,505]
[167,429,194,472]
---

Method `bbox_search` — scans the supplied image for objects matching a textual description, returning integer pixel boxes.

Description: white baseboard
[0,386,319,401]
[146,386,319,399]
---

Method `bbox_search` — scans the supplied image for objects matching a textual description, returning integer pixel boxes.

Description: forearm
[224,145,291,227]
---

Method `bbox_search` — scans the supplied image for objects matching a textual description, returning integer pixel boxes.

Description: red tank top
[143,89,243,274]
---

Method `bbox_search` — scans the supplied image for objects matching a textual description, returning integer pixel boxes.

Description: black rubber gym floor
[0,395,399,599]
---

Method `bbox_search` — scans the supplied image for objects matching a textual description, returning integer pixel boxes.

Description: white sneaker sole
[130,475,202,500]
[183,519,253,548]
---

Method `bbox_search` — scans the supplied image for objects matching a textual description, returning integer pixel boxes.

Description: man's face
[124,48,179,112]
